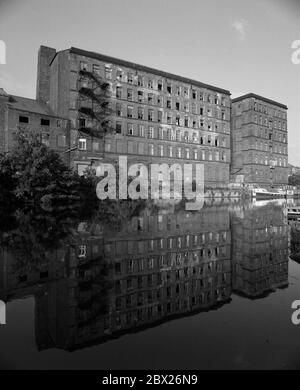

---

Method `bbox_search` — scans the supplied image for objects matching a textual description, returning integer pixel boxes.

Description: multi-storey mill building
[37,46,231,187]
[231,93,288,188]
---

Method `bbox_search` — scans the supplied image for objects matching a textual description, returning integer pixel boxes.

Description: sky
[0,0,299,164]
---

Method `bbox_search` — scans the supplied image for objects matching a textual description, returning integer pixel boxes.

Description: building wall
[231,96,288,187]
[0,100,70,165]
[36,46,56,103]
[48,48,232,187]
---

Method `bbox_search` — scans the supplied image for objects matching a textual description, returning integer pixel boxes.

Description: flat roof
[69,47,231,95]
[232,93,287,110]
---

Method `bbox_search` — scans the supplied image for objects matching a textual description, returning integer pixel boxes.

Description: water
[0,198,300,370]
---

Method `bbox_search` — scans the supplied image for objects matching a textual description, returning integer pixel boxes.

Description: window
[176,115,180,126]
[92,64,100,75]
[127,106,133,118]
[138,75,143,86]
[158,81,162,91]
[176,101,180,110]
[138,107,144,120]
[41,133,50,146]
[158,111,162,123]
[214,96,218,105]
[149,143,154,155]
[193,149,197,160]
[185,148,190,159]
[192,89,196,99]
[207,94,211,103]
[148,93,153,103]
[116,86,122,98]
[127,73,134,83]
[168,146,173,157]
[19,115,29,123]
[127,123,133,135]
[93,141,100,151]
[116,103,122,116]
[127,89,133,101]
[80,61,87,71]
[159,145,164,156]
[116,121,122,134]
[105,66,112,79]
[167,83,172,93]
[78,138,87,150]
[57,134,66,147]
[138,124,144,137]
[148,79,153,89]
[178,147,182,158]
[167,99,171,109]
[41,118,50,126]
[148,126,154,138]
[184,116,189,127]
[116,70,122,80]
[148,109,154,121]
[138,90,143,102]
[221,112,225,120]
[167,113,172,124]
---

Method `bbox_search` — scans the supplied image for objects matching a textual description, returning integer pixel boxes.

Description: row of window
[14,131,66,148]
[115,277,229,310]
[253,127,287,143]
[253,115,286,130]
[80,61,228,105]
[115,102,227,125]
[18,115,65,128]
[115,119,229,136]
[122,123,228,146]
[78,136,228,162]
[115,88,228,119]
[252,140,287,154]
[253,154,287,167]
[253,101,286,119]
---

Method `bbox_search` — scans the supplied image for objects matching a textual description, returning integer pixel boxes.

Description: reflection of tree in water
[0,199,151,280]
[93,199,154,231]
[290,225,300,263]
[0,206,88,275]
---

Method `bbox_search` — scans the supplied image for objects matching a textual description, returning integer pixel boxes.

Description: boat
[287,206,300,220]
[252,188,283,199]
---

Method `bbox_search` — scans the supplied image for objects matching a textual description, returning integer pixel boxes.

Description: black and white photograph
[0,0,300,377]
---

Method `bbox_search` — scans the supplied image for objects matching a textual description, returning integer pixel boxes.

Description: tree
[1,132,81,201]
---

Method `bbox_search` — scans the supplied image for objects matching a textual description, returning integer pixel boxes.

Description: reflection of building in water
[231,203,289,298]
[0,202,289,352]
[36,206,232,351]
[0,247,67,302]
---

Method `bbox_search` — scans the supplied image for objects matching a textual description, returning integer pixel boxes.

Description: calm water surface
[0,198,300,370]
